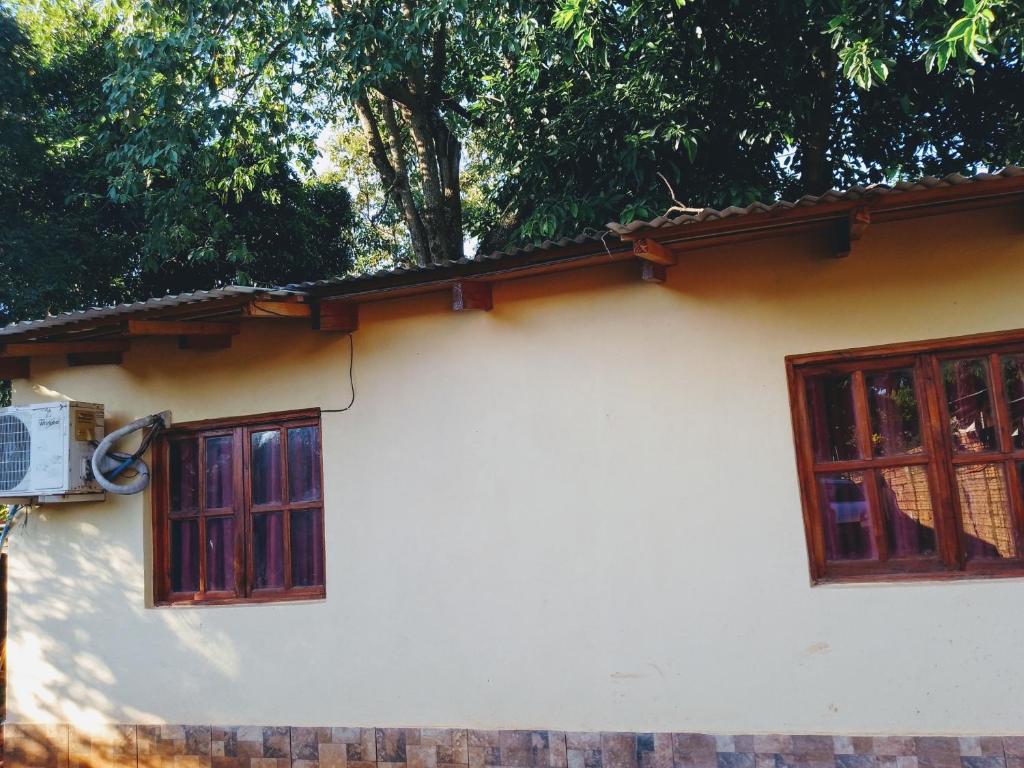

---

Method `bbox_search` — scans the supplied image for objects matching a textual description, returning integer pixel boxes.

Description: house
[2,168,1024,768]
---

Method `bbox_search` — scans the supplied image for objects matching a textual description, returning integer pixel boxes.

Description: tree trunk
[379,98,433,267]
[402,105,450,265]
[797,45,839,195]
[353,91,432,267]
[353,91,464,267]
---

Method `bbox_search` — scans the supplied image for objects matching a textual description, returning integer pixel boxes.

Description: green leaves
[830,0,1018,82]
[552,0,599,51]
[924,0,1004,72]
[838,41,892,89]
[5,0,1024,302]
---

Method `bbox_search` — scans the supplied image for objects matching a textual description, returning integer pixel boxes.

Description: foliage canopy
[0,0,1022,323]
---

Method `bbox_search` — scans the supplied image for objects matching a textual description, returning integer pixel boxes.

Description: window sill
[812,563,1024,586]
[154,587,326,608]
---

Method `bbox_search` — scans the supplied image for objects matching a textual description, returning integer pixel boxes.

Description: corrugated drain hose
[92,414,165,495]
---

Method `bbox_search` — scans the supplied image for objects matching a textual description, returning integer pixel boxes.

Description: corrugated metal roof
[0,286,304,338]
[3,166,1023,341]
[284,230,614,291]
[605,167,1024,235]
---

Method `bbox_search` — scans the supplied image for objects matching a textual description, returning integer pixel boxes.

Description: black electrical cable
[322,333,356,413]
[237,300,355,412]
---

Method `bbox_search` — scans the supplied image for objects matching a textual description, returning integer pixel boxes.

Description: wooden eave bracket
[315,299,359,332]
[633,238,676,283]
[125,319,240,352]
[242,299,312,319]
[452,281,493,311]
[0,357,30,379]
[832,205,871,258]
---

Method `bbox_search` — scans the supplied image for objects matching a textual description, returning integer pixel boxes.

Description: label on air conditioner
[74,409,96,442]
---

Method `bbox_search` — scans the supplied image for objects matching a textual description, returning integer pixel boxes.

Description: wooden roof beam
[640,263,669,284]
[68,351,123,366]
[633,237,677,267]
[179,335,233,350]
[452,281,493,311]
[833,206,872,258]
[126,319,240,336]
[0,357,30,379]
[1,339,130,358]
[242,300,312,319]
[315,299,359,332]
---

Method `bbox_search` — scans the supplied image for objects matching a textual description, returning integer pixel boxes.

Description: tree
[7,0,1022,293]
[106,0,534,268]
[0,2,356,327]
[477,0,1024,242]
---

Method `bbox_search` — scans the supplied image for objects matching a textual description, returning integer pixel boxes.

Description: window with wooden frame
[152,409,325,605]
[789,329,1024,584]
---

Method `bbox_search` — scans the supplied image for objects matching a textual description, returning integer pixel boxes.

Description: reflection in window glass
[956,464,1018,559]
[170,518,199,592]
[288,427,322,502]
[1002,355,1024,449]
[205,516,235,591]
[205,435,234,509]
[253,512,285,589]
[943,359,998,453]
[290,509,324,587]
[169,439,199,512]
[251,430,282,505]
[806,374,860,462]
[867,369,921,457]
[878,465,936,557]
[818,472,876,561]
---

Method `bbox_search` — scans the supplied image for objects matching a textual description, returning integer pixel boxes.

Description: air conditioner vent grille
[0,413,31,492]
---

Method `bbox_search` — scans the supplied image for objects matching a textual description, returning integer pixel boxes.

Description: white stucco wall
[7,205,1024,734]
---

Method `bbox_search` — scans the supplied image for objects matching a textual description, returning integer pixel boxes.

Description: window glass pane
[251,430,282,505]
[817,472,876,561]
[205,516,235,592]
[205,436,234,509]
[290,508,324,587]
[169,439,199,512]
[943,359,998,453]
[956,464,1019,560]
[288,427,322,502]
[806,374,860,462]
[1002,355,1024,449]
[170,518,199,592]
[878,466,936,557]
[867,369,921,457]
[253,511,285,589]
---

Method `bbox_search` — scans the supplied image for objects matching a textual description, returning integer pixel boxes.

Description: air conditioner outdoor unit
[0,402,106,501]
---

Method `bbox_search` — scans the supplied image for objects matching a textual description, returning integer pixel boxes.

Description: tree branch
[378,95,432,266]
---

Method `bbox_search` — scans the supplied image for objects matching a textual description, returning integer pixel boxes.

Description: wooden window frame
[788,328,1024,585]
[152,408,326,606]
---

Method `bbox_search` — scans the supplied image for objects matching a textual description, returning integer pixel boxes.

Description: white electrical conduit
[91,414,164,495]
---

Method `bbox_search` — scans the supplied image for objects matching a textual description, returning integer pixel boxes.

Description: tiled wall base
[4,727,1023,768]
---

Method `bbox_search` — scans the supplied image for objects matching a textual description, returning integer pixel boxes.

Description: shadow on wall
[4,506,243,723]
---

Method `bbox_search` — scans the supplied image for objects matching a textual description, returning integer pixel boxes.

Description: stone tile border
[4,727,1023,768]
